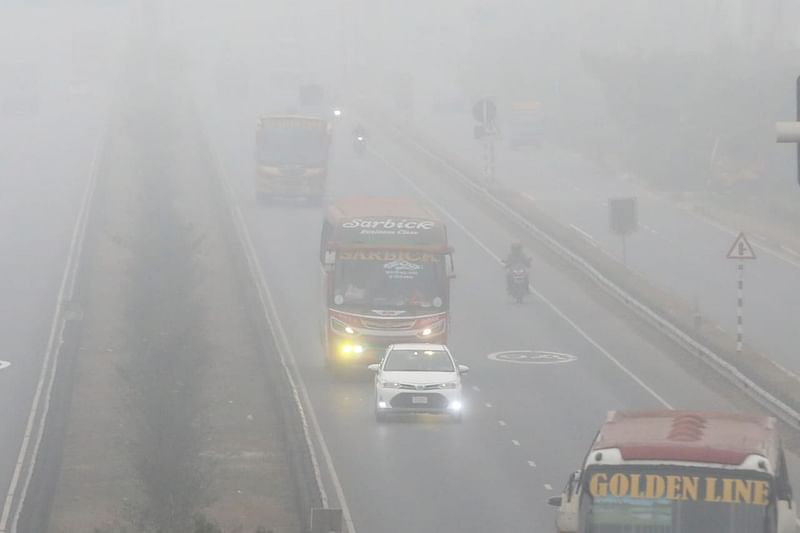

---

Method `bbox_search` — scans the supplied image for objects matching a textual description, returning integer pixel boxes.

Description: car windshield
[256,122,328,166]
[583,467,772,533]
[333,255,445,311]
[384,349,454,372]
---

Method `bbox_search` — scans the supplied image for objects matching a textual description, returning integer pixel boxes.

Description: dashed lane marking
[472,385,480,392]
[528,461,537,468]
[512,440,521,447]
[498,420,507,427]
[544,484,553,491]
[0,361,9,371]
[485,402,492,408]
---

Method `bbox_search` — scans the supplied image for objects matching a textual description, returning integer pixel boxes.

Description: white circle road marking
[488,350,578,365]
[0,361,10,371]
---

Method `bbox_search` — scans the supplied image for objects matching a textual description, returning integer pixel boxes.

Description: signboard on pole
[726,232,756,260]
[472,98,497,125]
[608,197,638,236]
[726,232,756,354]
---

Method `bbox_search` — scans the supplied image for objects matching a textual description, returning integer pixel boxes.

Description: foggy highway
[201,93,800,532]
[3,1,800,531]
[410,109,800,374]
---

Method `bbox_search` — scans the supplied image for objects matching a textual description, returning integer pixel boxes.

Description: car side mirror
[547,496,562,507]
[367,364,380,372]
[458,365,470,374]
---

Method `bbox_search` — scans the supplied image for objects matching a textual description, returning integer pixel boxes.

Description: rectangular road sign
[727,232,756,260]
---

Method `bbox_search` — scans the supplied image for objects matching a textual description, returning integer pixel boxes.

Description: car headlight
[381,381,401,389]
[439,382,457,390]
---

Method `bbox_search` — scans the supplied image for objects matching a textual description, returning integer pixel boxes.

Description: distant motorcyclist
[503,242,531,269]
[503,242,531,293]
[353,123,367,140]
[353,124,367,156]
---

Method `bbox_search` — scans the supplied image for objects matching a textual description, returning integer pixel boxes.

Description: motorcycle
[353,134,366,156]
[507,265,530,303]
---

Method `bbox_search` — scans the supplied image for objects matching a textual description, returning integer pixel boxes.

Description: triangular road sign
[727,232,757,260]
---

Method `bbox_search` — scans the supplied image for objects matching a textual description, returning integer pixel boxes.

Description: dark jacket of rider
[503,244,531,269]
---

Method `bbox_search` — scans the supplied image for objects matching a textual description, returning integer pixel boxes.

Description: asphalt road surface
[202,97,800,532]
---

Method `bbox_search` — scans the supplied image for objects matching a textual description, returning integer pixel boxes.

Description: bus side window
[777,448,793,505]
[319,221,332,265]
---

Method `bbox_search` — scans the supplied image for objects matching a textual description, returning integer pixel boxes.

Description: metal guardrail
[374,112,800,431]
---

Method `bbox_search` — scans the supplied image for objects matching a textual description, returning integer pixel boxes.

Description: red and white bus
[550,410,799,533]
[319,197,455,368]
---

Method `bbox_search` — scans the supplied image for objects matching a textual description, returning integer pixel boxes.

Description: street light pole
[774,74,800,186]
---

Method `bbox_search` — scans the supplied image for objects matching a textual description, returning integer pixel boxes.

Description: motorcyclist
[353,124,367,155]
[353,123,367,141]
[503,242,531,291]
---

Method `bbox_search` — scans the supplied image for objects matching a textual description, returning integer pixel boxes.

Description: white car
[368,343,469,422]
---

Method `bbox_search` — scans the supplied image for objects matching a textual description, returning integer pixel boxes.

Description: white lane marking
[522,192,536,204]
[498,420,507,427]
[781,245,800,259]
[472,385,481,392]
[488,350,577,365]
[528,460,537,468]
[544,484,553,491]
[568,224,598,247]
[374,151,673,410]
[511,439,521,447]
[0,362,10,371]
[1,127,107,533]
[485,402,492,408]
[212,144,355,532]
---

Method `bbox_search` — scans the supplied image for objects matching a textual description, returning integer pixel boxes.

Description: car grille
[390,393,448,409]
[397,383,444,391]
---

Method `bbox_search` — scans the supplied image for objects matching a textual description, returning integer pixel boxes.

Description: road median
[45,47,307,533]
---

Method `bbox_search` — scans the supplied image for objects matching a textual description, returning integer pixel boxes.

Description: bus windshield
[332,252,446,311]
[582,466,773,533]
[256,122,328,166]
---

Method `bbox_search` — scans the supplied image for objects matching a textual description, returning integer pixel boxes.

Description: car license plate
[412,396,428,405]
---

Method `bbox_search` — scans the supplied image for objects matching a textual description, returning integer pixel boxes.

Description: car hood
[380,371,459,386]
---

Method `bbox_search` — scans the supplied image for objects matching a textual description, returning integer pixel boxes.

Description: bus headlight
[340,343,364,357]
[331,317,358,336]
[416,320,445,338]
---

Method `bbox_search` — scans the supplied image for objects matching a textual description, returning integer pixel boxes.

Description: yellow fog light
[340,344,364,357]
